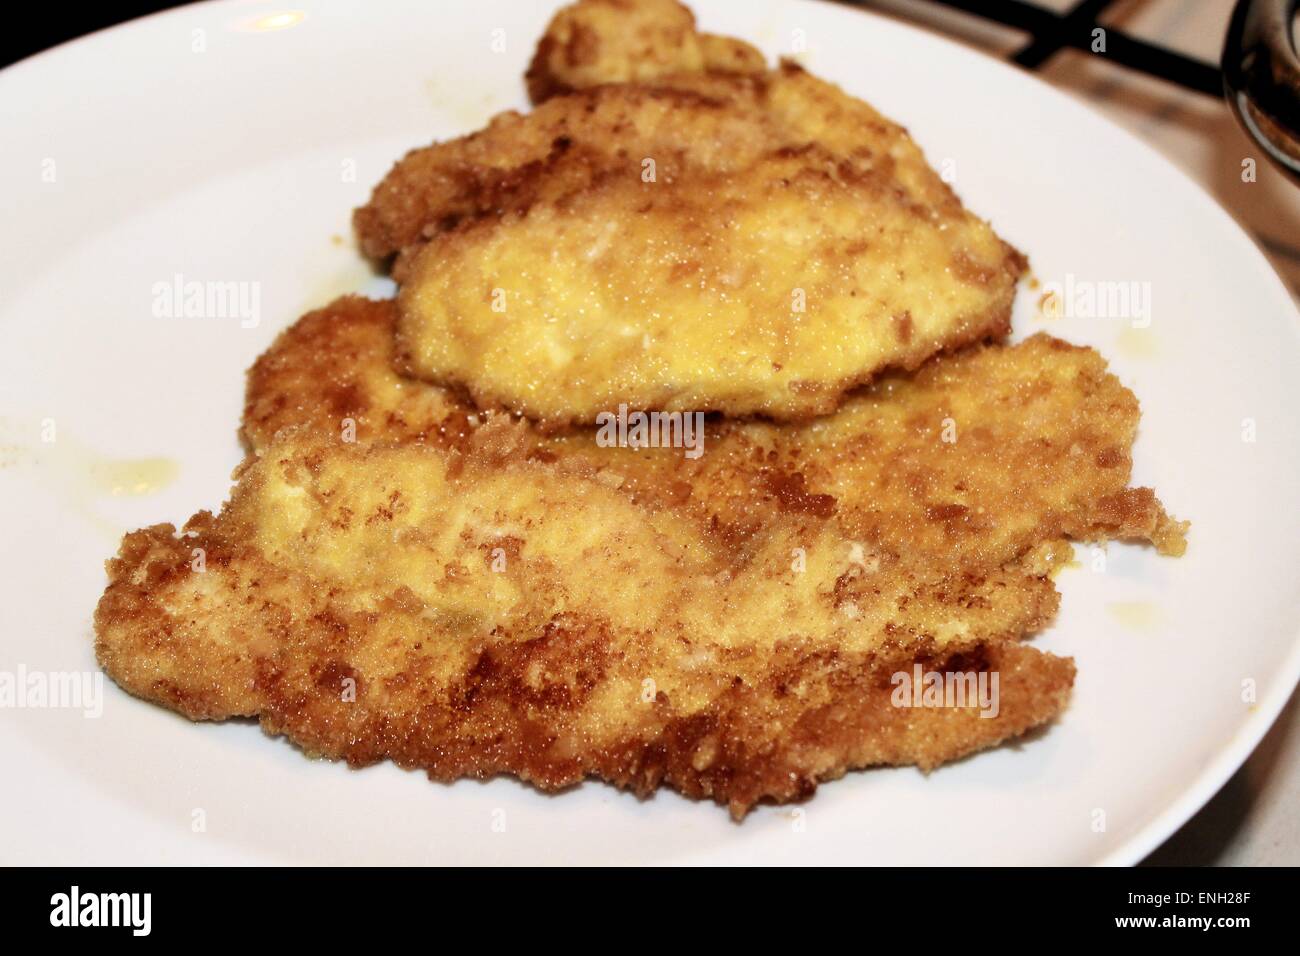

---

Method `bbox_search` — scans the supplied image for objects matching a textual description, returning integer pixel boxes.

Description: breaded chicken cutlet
[525,0,766,103]
[242,297,1186,563]
[355,0,1026,427]
[93,0,1188,820]
[95,297,1184,817]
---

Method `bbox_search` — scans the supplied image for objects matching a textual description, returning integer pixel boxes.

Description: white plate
[1,0,1297,866]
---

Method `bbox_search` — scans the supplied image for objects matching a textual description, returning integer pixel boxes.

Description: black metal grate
[864,0,1224,97]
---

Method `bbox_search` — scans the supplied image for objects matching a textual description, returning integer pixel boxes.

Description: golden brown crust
[377,65,1026,423]
[354,74,783,268]
[353,0,1025,424]
[94,0,1187,818]
[524,0,766,104]
[96,435,1076,819]
[240,298,1187,561]
[241,296,473,452]
[95,298,1186,817]
[97,511,1072,817]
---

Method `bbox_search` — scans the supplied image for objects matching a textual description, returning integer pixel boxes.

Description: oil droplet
[1036,289,1062,322]
[1107,600,1161,631]
[0,421,180,540]
[87,458,180,497]
[1115,326,1157,359]
[425,79,506,131]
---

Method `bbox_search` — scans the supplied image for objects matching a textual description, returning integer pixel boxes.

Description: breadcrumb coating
[95,298,1184,817]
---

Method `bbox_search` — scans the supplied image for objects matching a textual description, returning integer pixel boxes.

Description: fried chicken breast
[95,435,1075,818]
[355,4,1025,425]
[93,0,1187,820]
[243,298,1186,561]
[95,297,1183,817]
[525,0,765,103]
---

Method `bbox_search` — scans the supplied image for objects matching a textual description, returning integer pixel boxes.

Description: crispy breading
[244,297,1187,560]
[95,0,1186,818]
[95,438,1075,817]
[95,297,1184,817]
[525,0,765,103]
[241,296,468,452]
[359,62,1024,425]
[355,72,784,270]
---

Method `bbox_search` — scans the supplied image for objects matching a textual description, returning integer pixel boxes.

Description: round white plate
[1,0,1297,866]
